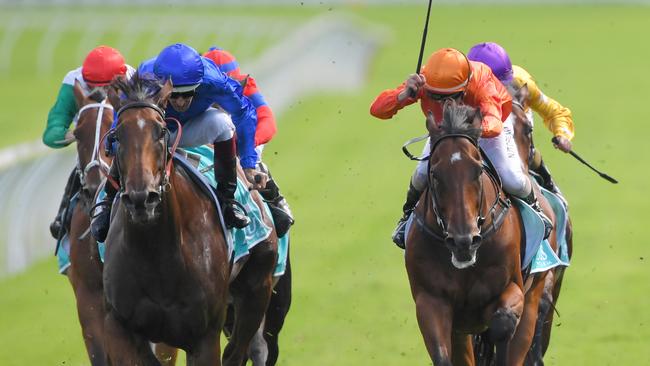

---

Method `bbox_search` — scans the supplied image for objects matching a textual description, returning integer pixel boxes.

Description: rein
[74,101,114,190]
[413,134,511,242]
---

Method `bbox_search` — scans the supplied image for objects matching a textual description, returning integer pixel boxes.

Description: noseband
[74,101,114,191]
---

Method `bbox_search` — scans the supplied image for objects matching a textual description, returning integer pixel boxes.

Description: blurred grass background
[1,4,649,365]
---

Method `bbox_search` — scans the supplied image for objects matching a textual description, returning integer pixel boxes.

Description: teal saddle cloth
[57,145,289,277]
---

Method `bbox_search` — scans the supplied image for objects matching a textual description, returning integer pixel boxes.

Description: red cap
[82,46,127,86]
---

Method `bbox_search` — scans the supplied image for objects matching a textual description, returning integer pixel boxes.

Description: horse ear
[515,83,530,107]
[157,79,173,109]
[73,80,86,108]
[107,84,121,110]
[426,111,442,138]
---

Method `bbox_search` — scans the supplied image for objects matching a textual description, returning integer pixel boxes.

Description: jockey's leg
[479,114,552,238]
[175,107,251,229]
[392,139,429,248]
[90,163,119,242]
[50,168,81,239]
[256,161,294,237]
[214,136,250,229]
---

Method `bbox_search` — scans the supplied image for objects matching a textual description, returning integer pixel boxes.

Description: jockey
[467,42,574,194]
[370,47,551,248]
[203,46,294,237]
[44,45,134,239]
[91,43,261,242]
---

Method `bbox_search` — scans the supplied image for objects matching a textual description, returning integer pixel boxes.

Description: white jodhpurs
[170,107,235,147]
[410,113,530,197]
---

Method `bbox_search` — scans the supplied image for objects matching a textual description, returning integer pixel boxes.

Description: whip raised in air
[408,0,434,98]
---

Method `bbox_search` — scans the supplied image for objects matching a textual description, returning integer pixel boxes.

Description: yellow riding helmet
[422,48,472,94]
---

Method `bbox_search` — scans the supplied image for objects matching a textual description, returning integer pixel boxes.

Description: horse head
[72,80,114,205]
[108,74,173,223]
[426,100,485,269]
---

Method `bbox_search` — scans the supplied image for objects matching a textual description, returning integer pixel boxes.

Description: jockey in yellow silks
[467,42,574,195]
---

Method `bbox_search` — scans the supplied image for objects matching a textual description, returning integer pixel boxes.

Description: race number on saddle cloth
[58,146,289,277]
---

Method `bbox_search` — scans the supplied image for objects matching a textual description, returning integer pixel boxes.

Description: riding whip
[408,0,434,98]
[552,137,618,184]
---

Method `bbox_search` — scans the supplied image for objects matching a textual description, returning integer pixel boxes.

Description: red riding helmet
[82,46,127,86]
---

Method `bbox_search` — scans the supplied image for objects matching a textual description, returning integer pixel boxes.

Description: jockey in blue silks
[91,43,264,242]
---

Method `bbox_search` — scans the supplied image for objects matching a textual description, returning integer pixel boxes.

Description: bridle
[73,100,113,192]
[106,101,182,195]
[408,134,510,242]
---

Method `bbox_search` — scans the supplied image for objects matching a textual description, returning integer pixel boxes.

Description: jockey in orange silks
[370,48,550,248]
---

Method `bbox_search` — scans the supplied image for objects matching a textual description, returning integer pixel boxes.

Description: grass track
[1,4,649,365]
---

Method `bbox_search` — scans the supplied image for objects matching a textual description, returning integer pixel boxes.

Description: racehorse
[102,74,277,366]
[405,100,555,366]
[508,85,573,365]
[65,81,114,365]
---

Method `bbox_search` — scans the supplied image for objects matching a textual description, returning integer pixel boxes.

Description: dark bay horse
[508,86,573,365]
[405,101,555,366]
[65,81,114,365]
[102,75,277,366]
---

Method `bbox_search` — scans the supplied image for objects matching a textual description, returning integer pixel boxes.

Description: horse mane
[111,72,163,104]
[87,88,107,103]
[440,102,482,142]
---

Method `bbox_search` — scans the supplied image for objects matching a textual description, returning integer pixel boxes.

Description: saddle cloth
[56,145,289,277]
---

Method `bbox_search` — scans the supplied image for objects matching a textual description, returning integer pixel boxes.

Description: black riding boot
[257,162,294,237]
[90,164,119,242]
[214,138,250,229]
[50,169,81,239]
[532,158,560,194]
[521,185,553,240]
[391,182,422,249]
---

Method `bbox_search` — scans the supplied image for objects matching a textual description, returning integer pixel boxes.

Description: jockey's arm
[475,80,509,138]
[370,82,420,119]
[243,76,277,146]
[43,83,77,148]
[215,77,259,169]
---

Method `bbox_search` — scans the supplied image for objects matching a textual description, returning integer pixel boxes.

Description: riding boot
[90,164,119,242]
[391,182,422,249]
[522,187,553,240]
[214,137,251,229]
[50,169,81,239]
[532,158,558,194]
[257,162,294,237]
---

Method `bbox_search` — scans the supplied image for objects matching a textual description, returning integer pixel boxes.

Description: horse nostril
[472,235,482,246]
[445,236,455,248]
[146,191,161,205]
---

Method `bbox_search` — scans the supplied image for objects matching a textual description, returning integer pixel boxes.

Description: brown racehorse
[508,86,573,365]
[405,101,557,366]
[65,81,114,365]
[102,74,277,366]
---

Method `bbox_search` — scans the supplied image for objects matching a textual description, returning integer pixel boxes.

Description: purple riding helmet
[467,42,513,85]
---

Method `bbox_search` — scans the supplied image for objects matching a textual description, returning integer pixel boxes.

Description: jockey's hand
[54,131,76,146]
[398,73,426,102]
[552,136,572,153]
[244,168,268,190]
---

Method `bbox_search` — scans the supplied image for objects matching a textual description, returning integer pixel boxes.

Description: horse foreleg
[263,254,292,366]
[248,320,269,366]
[452,332,475,366]
[414,293,454,366]
[223,245,275,366]
[526,272,555,366]
[507,273,547,366]
[485,282,524,366]
[153,343,179,365]
[186,330,222,366]
[104,311,161,366]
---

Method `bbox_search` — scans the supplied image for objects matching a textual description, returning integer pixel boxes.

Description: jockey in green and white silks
[44,45,135,239]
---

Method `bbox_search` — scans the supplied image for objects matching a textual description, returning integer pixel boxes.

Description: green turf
[1,4,650,365]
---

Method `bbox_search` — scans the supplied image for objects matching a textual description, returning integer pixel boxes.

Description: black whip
[409,0,434,98]
[552,137,618,184]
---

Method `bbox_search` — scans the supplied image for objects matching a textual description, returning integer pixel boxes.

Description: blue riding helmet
[153,43,204,89]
